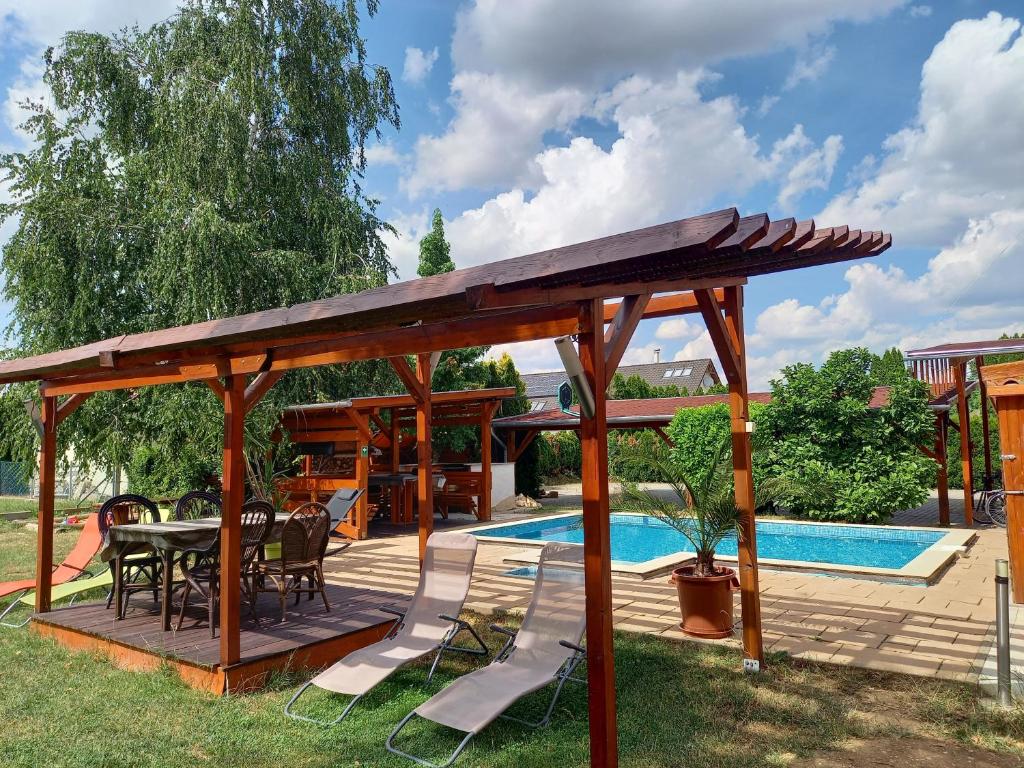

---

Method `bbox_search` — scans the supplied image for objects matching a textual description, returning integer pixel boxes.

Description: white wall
[469,461,517,512]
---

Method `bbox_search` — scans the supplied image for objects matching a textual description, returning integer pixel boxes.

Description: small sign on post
[557,380,574,415]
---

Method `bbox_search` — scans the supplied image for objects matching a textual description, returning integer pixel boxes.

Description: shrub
[127,444,219,499]
[609,430,671,482]
[538,431,582,480]
[753,348,935,523]
[666,402,767,486]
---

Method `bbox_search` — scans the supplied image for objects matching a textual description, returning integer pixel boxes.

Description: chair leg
[316,567,330,612]
[386,712,475,768]
[175,581,192,633]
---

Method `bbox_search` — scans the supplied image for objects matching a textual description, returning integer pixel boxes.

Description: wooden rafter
[244,370,283,413]
[694,288,741,386]
[205,379,226,402]
[603,294,651,388]
[390,356,425,402]
[55,393,91,426]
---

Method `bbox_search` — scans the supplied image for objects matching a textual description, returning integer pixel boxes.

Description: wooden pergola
[278,387,515,535]
[0,208,889,768]
[906,339,1024,526]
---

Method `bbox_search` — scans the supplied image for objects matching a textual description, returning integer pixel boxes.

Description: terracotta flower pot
[669,563,740,639]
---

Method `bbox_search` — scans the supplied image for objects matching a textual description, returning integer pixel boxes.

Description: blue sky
[1,1,1023,388]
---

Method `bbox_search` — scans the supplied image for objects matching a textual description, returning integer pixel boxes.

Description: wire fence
[0,460,30,496]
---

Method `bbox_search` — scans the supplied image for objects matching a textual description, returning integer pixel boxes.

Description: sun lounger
[284,531,488,725]
[386,541,586,768]
[2,569,114,628]
[0,512,103,626]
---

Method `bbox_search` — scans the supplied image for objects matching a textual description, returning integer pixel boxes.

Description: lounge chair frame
[284,605,488,726]
[385,633,587,768]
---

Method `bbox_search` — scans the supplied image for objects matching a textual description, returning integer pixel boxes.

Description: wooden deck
[30,581,408,694]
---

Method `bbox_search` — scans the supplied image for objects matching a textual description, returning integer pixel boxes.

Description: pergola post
[721,285,764,667]
[479,402,494,522]
[415,354,434,563]
[219,374,246,666]
[953,361,974,526]
[577,298,618,768]
[977,355,993,491]
[934,413,951,526]
[34,395,58,613]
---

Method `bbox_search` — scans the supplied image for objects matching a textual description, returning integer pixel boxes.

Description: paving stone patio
[322,487,1023,689]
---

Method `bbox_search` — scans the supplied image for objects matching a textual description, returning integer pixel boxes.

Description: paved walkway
[322,489,1021,688]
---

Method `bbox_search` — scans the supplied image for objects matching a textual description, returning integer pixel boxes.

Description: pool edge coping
[462,512,977,584]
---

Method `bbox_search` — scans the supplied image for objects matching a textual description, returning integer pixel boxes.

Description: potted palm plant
[615,439,785,639]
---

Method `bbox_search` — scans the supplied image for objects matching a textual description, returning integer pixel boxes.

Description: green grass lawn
[0,497,89,515]
[1,525,1022,767]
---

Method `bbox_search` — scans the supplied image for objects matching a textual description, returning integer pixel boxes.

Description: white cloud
[783,43,836,90]
[655,317,699,340]
[402,46,439,84]
[407,0,903,196]
[3,58,47,143]
[392,71,840,276]
[364,142,405,167]
[757,94,780,117]
[486,339,563,374]
[776,129,843,208]
[909,5,932,18]
[452,0,904,90]
[0,1,178,48]
[403,72,587,197]
[820,13,1024,246]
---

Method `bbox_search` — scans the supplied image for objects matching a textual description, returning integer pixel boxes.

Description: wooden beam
[977,355,993,491]
[468,275,746,312]
[219,375,246,666]
[244,370,284,413]
[205,379,225,403]
[34,395,57,613]
[577,298,618,768]
[390,356,425,403]
[695,289,742,386]
[346,408,374,443]
[415,353,433,563]
[603,289,727,323]
[55,393,90,426]
[603,294,651,388]
[953,361,974,527]
[507,429,539,462]
[722,285,764,667]
[652,426,674,447]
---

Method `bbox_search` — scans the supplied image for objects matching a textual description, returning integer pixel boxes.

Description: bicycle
[974,488,1007,527]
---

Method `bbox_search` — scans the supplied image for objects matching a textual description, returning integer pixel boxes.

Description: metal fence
[0,460,31,496]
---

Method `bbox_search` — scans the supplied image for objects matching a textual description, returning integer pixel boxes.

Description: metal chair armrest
[559,639,585,654]
[380,605,406,619]
[438,613,463,624]
[489,623,517,637]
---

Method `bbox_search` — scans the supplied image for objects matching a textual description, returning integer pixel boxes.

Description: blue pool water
[475,514,945,570]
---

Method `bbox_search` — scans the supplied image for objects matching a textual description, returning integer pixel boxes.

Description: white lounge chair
[386,541,587,768]
[285,531,488,725]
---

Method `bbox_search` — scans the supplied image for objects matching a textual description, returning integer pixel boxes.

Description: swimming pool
[469,513,975,583]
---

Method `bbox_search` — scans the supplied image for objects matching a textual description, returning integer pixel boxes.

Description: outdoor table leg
[113,554,123,620]
[391,484,402,525]
[161,549,173,631]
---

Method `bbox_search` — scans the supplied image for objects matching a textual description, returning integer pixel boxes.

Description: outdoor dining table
[369,471,446,524]
[100,513,289,631]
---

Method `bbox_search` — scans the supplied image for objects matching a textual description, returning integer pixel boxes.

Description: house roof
[494,386,902,431]
[521,359,718,400]
[0,208,891,388]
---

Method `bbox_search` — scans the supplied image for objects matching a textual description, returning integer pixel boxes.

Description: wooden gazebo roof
[0,208,889,393]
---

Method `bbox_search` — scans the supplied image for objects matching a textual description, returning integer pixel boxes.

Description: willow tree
[0,0,400,493]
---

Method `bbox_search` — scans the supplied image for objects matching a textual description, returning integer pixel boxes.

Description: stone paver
[321,490,1019,689]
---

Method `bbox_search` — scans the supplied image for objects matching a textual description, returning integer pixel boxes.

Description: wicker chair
[174,490,221,520]
[99,494,163,618]
[256,502,331,621]
[176,499,273,634]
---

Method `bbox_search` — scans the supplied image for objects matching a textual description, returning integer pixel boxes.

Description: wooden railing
[909,357,956,400]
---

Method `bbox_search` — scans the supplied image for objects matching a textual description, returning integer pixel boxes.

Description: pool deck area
[320,487,1022,690]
